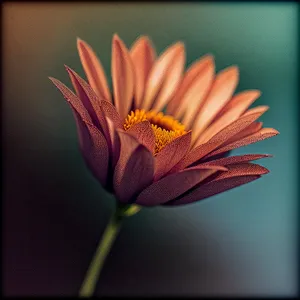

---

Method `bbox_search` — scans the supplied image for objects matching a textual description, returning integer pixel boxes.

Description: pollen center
[123,109,187,154]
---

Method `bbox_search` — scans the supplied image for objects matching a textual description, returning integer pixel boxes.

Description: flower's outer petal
[105,117,121,168]
[130,36,156,108]
[204,128,279,159]
[50,77,114,185]
[154,131,192,181]
[167,175,261,206]
[65,66,122,148]
[243,105,269,117]
[49,77,92,122]
[136,165,227,206]
[127,120,155,154]
[167,55,214,120]
[142,42,185,111]
[100,100,123,128]
[152,46,185,112]
[172,112,266,172]
[167,162,268,206]
[112,34,135,119]
[74,111,109,187]
[65,65,103,128]
[196,90,261,144]
[77,38,111,102]
[199,154,272,167]
[91,100,122,151]
[114,130,154,203]
[224,122,263,146]
[191,66,239,143]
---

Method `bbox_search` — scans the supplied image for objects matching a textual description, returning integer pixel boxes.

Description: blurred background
[2,2,298,297]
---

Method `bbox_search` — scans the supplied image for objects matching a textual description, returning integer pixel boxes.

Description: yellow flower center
[124,109,187,154]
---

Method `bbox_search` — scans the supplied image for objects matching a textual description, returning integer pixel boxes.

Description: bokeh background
[2,2,298,297]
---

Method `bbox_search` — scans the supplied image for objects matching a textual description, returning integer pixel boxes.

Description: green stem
[79,211,123,297]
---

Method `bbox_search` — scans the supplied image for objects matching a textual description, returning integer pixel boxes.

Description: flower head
[50,34,279,206]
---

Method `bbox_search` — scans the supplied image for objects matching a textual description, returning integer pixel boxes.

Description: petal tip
[273,129,280,135]
[263,167,270,175]
[205,54,215,64]
[229,65,239,75]
[176,41,185,52]
[64,64,71,72]
[113,33,121,43]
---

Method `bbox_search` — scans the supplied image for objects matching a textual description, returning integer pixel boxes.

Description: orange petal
[152,46,185,112]
[65,65,102,128]
[154,131,191,181]
[130,36,156,108]
[114,131,154,203]
[142,42,185,111]
[77,38,111,102]
[191,66,239,142]
[127,120,155,154]
[112,34,135,119]
[136,165,227,206]
[176,56,215,126]
[205,128,279,159]
[166,162,268,206]
[167,55,214,117]
[49,77,92,122]
[196,90,261,144]
[243,105,269,116]
[173,111,266,172]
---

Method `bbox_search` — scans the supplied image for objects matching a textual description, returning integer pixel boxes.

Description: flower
[50,34,279,207]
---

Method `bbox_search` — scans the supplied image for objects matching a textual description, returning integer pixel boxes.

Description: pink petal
[205,128,279,159]
[65,65,102,128]
[100,99,122,128]
[105,117,121,169]
[114,130,154,203]
[73,111,109,187]
[225,122,263,146]
[142,42,185,111]
[136,165,227,206]
[173,111,266,172]
[191,66,239,143]
[49,77,92,122]
[130,36,156,108]
[112,34,135,119]
[127,120,155,154]
[167,55,214,119]
[196,90,261,144]
[167,175,261,206]
[77,38,111,102]
[91,100,123,150]
[154,131,192,181]
[200,154,272,167]
[167,162,268,206]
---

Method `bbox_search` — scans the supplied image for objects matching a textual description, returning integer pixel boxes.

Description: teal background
[3,3,298,296]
